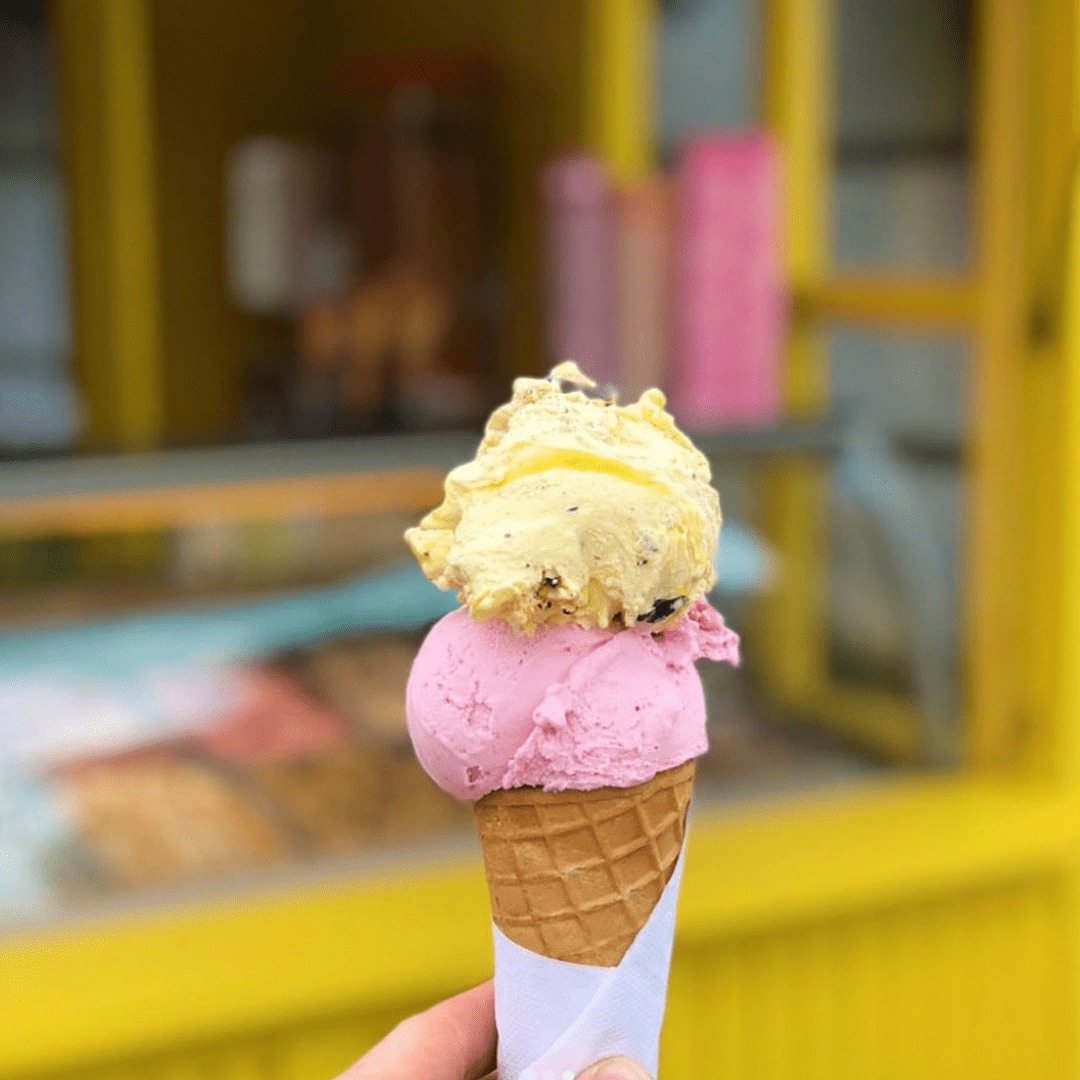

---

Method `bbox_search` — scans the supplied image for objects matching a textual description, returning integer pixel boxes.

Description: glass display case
[0,428,885,935]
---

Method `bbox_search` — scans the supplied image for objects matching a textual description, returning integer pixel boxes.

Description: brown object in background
[302,635,419,743]
[472,760,694,967]
[60,756,286,890]
[378,746,472,840]
[253,745,383,853]
[297,302,345,372]
[296,300,386,421]
[335,52,504,428]
[255,743,468,854]
[312,513,417,579]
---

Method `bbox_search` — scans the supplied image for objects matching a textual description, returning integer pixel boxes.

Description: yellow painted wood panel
[52,0,165,451]
[150,0,319,443]
[1020,0,1074,778]
[798,277,976,330]
[581,0,655,182]
[51,1,112,448]
[1049,0,1080,790]
[29,878,1068,1080]
[3,777,1075,1078]
[99,0,164,449]
[800,683,922,763]
[46,1008,410,1080]
[753,0,835,717]
[966,0,1030,766]
[51,1,168,578]
[680,879,1063,1080]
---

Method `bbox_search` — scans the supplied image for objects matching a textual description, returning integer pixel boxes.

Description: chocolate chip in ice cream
[639,596,687,624]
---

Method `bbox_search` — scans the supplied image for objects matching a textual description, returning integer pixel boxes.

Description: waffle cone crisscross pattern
[472,760,695,966]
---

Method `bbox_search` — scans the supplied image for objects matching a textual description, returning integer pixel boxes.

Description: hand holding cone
[403,365,737,1078]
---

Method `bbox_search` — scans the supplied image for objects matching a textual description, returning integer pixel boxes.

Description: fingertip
[574,1055,654,1080]
[337,980,495,1080]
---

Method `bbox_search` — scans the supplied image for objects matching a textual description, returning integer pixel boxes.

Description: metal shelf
[0,421,962,538]
[0,433,480,537]
[0,432,478,503]
[694,418,844,460]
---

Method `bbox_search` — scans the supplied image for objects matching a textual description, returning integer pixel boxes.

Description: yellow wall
[1020,0,1075,777]
[4,777,1076,1079]
[665,877,1067,1080]
[54,0,164,451]
[27,878,1070,1080]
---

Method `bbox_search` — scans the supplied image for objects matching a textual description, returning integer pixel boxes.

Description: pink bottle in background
[671,134,785,430]
[543,156,617,386]
[614,177,674,402]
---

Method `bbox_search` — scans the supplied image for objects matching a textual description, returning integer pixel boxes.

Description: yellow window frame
[753,0,1030,768]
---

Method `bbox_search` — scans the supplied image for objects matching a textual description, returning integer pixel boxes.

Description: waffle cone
[472,760,695,967]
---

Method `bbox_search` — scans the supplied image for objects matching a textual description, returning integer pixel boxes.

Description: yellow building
[2,1,1080,1077]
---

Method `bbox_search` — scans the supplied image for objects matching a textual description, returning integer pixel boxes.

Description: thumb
[575,1056,654,1080]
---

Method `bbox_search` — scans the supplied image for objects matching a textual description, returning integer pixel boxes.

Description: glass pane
[826,328,967,761]
[832,0,972,271]
[833,162,970,271]
[657,0,763,158]
[688,329,969,794]
[0,2,77,456]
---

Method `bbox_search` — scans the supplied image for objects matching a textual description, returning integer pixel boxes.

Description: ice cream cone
[472,760,695,967]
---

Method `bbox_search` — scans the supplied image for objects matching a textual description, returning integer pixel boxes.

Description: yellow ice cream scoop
[405,362,721,633]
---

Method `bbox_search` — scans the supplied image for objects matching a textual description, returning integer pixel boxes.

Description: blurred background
[0,0,1075,1077]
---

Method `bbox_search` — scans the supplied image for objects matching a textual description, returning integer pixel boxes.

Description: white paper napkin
[493,849,685,1080]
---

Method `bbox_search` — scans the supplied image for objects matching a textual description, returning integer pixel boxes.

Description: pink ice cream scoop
[406,598,739,800]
